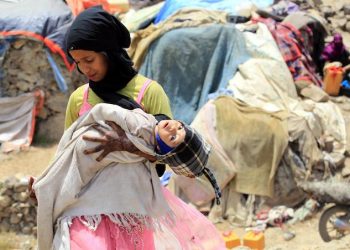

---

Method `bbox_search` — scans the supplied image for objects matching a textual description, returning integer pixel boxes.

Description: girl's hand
[82,121,142,161]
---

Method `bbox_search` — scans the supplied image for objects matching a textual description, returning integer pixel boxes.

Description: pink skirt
[70,187,225,249]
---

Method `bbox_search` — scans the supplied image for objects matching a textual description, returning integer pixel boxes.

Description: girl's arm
[83,120,156,162]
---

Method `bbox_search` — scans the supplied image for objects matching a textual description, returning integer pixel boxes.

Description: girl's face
[156,120,186,148]
[70,50,108,82]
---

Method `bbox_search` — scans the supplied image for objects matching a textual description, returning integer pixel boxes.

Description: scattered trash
[160,170,172,186]
[243,230,265,250]
[222,230,241,249]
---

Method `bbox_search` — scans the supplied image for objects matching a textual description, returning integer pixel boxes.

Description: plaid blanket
[256,17,323,87]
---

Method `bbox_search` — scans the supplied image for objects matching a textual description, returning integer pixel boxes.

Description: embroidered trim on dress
[73,211,176,233]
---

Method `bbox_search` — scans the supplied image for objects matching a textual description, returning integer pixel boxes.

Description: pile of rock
[0,176,36,236]
[320,3,350,32]
[0,38,85,141]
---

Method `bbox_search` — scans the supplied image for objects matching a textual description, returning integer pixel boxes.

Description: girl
[33,103,224,249]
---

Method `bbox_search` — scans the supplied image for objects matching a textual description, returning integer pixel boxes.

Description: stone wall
[0,38,85,141]
[0,176,36,236]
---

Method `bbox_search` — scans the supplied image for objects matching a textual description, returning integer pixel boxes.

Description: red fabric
[66,0,115,16]
[28,89,45,145]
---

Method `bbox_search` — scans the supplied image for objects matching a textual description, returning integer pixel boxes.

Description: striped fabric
[157,124,222,204]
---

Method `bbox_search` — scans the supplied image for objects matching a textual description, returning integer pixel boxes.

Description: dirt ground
[1,144,350,249]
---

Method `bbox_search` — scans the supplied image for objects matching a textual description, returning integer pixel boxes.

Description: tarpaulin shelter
[154,0,274,24]
[0,89,44,153]
[0,0,74,71]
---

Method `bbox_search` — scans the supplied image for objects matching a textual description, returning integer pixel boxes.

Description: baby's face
[156,120,186,148]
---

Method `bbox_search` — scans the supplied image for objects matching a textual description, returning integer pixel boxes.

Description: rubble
[0,176,37,236]
[317,2,350,34]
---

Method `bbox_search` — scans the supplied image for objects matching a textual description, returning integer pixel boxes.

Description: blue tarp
[154,0,274,24]
[140,24,250,123]
[0,0,74,68]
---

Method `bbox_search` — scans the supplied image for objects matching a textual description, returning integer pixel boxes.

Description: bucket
[323,66,343,96]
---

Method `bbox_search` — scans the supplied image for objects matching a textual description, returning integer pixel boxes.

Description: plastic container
[222,231,241,249]
[242,231,265,250]
[323,66,343,96]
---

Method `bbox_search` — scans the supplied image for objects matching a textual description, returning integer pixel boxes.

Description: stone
[283,231,296,241]
[46,93,70,113]
[24,213,34,222]
[12,40,26,49]
[344,4,350,15]
[330,18,347,30]
[334,2,345,12]
[0,220,10,232]
[19,202,30,208]
[10,213,23,224]
[36,112,65,141]
[345,22,350,32]
[342,158,350,177]
[17,81,31,92]
[3,176,18,189]
[9,202,20,213]
[22,226,32,234]
[336,11,344,18]
[0,195,12,208]
[32,226,37,236]
[3,188,13,196]
[14,192,28,202]
[337,19,348,30]
[10,224,20,232]
[14,177,29,192]
[321,5,335,18]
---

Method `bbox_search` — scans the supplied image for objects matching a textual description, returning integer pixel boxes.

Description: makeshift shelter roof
[0,0,74,71]
[154,0,274,24]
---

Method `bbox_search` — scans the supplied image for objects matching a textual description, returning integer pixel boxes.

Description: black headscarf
[65,5,138,107]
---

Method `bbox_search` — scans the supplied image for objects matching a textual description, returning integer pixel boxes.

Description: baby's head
[155,120,185,154]
[155,119,210,176]
[155,120,221,204]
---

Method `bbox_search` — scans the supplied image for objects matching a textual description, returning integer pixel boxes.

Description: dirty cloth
[0,90,43,153]
[33,104,170,250]
[229,23,347,160]
[265,149,306,208]
[121,2,165,32]
[255,17,323,87]
[129,8,228,70]
[154,0,273,24]
[174,96,288,205]
[129,0,164,10]
[139,23,249,123]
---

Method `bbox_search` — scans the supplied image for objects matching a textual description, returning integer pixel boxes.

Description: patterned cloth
[256,17,323,87]
[157,124,222,204]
